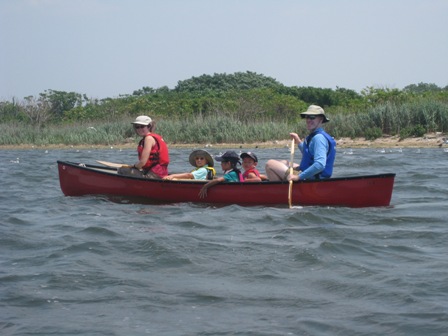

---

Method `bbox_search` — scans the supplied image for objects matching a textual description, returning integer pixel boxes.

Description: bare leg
[265,159,289,181]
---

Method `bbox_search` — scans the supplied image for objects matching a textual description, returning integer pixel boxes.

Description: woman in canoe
[118,115,170,179]
[265,105,336,181]
[163,149,216,180]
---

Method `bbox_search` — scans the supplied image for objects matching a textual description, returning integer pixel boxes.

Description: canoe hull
[57,161,395,207]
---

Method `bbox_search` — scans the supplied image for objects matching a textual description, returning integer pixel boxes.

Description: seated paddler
[265,105,336,182]
[118,115,170,179]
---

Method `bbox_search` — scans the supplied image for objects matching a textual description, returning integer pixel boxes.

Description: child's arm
[163,172,194,180]
[259,174,268,181]
[199,177,224,198]
[244,172,262,182]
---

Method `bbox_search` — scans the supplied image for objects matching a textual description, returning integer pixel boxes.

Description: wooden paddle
[96,160,129,168]
[288,139,295,208]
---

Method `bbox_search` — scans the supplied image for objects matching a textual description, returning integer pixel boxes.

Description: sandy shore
[1,133,447,150]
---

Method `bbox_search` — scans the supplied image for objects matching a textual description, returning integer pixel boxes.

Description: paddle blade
[96,160,127,168]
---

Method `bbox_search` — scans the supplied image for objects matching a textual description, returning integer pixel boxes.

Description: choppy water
[1,146,448,335]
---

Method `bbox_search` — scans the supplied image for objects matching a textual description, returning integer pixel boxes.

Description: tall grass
[1,98,447,146]
[354,98,448,136]
[0,114,307,146]
[0,120,133,146]
[160,114,304,144]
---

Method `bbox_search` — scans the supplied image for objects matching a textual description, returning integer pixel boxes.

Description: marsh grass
[0,120,132,146]
[0,116,303,146]
[161,114,304,144]
[359,99,448,136]
[1,98,447,146]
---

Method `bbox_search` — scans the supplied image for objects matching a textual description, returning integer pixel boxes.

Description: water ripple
[1,148,448,335]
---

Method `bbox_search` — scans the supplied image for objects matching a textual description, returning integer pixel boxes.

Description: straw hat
[189,150,214,167]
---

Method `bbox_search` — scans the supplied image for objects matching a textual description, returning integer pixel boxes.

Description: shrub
[399,124,426,140]
[364,127,383,140]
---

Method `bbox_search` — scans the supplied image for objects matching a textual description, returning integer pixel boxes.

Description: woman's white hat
[132,115,152,125]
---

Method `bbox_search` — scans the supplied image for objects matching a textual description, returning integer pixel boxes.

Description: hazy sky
[1,0,447,100]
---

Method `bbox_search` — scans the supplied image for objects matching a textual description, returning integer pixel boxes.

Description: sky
[1,0,447,100]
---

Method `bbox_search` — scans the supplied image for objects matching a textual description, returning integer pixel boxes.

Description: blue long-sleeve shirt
[298,132,329,180]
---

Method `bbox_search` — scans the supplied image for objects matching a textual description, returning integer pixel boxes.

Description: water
[1,147,448,335]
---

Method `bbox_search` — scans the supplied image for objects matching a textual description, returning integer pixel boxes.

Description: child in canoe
[198,151,243,198]
[240,152,266,182]
[163,150,216,180]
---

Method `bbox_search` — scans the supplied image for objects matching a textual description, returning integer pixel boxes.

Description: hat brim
[300,112,330,123]
[189,150,214,167]
[131,121,150,125]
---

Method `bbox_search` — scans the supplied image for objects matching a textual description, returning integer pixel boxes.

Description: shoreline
[0,133,446,150]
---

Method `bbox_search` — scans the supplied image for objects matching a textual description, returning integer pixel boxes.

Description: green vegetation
[1,72,447,146]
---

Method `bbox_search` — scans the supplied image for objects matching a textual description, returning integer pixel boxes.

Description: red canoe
[57,160,395,207]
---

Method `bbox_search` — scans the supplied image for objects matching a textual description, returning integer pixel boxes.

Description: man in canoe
[163,149,216,180]
[118,115,170,179]
[265,105,336,181]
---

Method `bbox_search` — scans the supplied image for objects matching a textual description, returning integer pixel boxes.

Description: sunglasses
[195,157,205,160]
[305,115,317,120]
[134,125,147,129]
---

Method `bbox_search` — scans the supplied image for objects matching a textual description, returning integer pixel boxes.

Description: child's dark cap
[240,152,258,162]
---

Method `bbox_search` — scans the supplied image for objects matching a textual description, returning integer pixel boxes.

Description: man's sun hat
[300,105,330,123]
[132,115,152,125]
[189,149,214,167]
[215,151,241,163]
[240,152,258,162]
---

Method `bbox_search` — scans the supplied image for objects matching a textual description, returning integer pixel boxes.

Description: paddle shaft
[288,139,295,208]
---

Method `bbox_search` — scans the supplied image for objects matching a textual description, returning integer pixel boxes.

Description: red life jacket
[234,169,245,182]
[137,133,170,170]
[242,168,260,180]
